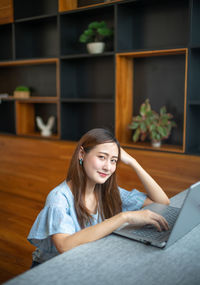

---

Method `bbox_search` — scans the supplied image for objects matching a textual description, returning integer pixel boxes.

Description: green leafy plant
[79,21,113,43]
[129,99,177,143]
[14,86,30,92]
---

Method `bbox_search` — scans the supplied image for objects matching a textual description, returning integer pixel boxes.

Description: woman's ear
[78,146,85,160]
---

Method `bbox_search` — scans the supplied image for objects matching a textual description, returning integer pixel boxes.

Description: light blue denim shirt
[28,181,146,263]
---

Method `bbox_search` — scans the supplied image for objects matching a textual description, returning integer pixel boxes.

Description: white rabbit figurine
[36,116,55,137]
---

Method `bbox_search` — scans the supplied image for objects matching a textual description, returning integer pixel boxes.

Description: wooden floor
[0,135,200,283]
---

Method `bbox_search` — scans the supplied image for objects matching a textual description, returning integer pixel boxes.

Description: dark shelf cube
[117,0,189,51]
[190,0,200,46]
[0,101,15,134]
[60,56,114,99]
[133,53,186,146]
[186,106,200,155]
[15,17,58,59]
[188,48,200,101]
[0,63,57,97]
[61,102,114,140]
[0,24,13,61]
[60,6,114,55]
[186,47,200,154]
[14,0,58,20]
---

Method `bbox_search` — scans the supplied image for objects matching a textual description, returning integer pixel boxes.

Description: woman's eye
[98,156,105,160]
[111,159,117,164]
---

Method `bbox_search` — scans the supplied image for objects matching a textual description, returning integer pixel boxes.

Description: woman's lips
[98,172,108,178]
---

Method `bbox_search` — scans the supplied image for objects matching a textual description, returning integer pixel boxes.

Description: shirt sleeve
[27,204,76,248]
[119,187,147,211]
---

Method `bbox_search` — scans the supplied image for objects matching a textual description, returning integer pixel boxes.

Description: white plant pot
[151,140,162,148]
[86,42,105,54]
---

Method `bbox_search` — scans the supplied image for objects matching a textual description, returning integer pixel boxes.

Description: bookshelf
[0,0,199,154]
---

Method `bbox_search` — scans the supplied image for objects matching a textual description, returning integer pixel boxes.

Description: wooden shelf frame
[15,101,60,139]
[58,0,122,12]
[0,0,13,25]
[0,58,60,99]
[0,58,59,67]
[0,58,61,140]
[115,48,188,153]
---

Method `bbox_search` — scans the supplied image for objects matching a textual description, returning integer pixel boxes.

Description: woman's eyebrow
[98,152,118,159]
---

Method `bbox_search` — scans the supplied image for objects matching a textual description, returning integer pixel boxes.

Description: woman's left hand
[120,148,135,166]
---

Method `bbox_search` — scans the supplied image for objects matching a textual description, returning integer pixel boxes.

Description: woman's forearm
[120,148,169,205]
[54,212,126,253]
[129,158,169,204]
[53,206,169,253]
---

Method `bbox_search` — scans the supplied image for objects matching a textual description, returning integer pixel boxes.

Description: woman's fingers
[149,212,169,231]
[149,220,162,232]
[127,210,169,231]
[159,215,169,231]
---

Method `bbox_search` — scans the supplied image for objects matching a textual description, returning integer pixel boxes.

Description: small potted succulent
[128,99,176,147]
[14,86,30,98]
[79,21,113,54]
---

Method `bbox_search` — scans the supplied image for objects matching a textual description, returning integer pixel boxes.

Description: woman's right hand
[125,210,169,232]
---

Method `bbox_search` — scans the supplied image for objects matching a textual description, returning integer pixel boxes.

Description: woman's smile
[97,171,109,178]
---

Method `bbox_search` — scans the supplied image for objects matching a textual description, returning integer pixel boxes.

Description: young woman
[28,128,169,267]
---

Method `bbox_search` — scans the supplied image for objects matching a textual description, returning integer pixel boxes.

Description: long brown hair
[67,128,122,228]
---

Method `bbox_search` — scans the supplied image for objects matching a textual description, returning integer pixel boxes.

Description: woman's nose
[103,160,111,171]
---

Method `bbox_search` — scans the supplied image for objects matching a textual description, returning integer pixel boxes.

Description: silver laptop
[114,181,200,249]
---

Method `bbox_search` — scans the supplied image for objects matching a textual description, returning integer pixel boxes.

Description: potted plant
[14,86,30,98]
[128,99,176,147]
[79,21,113,54]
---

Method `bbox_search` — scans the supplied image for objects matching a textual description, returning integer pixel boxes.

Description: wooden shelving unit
[15,101,59,139]
[116,48,188,153]
[0,57,60,138]
[0,0,200,154]
[120,141,184,154]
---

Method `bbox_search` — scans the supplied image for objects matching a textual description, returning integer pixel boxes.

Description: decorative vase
[86,42,105,54]
[151,140,162,148]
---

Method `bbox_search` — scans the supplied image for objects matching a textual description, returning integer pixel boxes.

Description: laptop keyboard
[126,206,180,242]
[162,206,180,227]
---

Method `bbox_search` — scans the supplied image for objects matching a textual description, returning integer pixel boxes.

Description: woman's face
[81,142,119,187]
